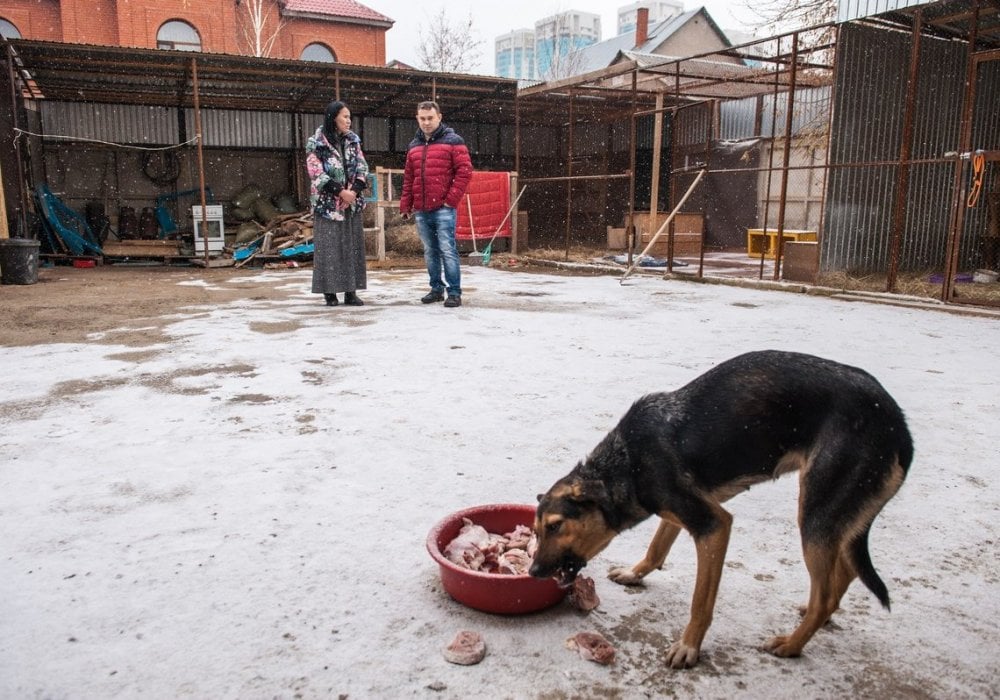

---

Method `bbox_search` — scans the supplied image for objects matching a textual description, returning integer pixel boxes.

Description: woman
[306,100,369,306]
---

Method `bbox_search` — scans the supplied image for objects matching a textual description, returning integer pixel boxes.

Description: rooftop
[281,0,393,26]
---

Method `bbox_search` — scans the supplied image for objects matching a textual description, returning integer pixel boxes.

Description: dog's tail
[849,527,891,611]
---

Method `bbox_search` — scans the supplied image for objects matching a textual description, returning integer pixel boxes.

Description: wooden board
[103,240,180,258]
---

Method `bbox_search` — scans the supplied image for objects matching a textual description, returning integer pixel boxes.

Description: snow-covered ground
[2,266,998,698]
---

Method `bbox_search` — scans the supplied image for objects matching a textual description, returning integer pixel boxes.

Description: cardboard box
[634,211,703,257]
[607,226,627,250]
[639,232,702,257]
[782,241,819,283]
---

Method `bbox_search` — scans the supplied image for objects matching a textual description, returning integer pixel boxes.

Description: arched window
[0,18,22,39]
[157,20,201,51]
[300,43,336,63]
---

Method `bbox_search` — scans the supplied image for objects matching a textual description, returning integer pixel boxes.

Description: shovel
[481,186,527,266]
[466,195,482,258]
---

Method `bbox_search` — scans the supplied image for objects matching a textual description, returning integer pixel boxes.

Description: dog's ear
[536,493,544,503]
[568,479,610,506]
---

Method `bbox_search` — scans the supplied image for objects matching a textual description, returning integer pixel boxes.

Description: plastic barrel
[0,238,41,285]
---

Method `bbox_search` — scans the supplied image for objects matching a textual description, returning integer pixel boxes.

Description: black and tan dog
[530,350,912,669]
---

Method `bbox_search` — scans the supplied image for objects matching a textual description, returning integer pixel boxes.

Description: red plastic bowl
[427,503,568,615]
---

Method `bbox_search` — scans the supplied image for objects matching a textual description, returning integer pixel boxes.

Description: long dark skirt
[311,211,367,294]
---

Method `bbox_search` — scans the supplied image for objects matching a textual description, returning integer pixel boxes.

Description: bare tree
[747,0,837,32]
[417,8,483,73]
[534,8,597,81]
[237,0,286,58]
[539,31,590,81]
[740,0,837,65]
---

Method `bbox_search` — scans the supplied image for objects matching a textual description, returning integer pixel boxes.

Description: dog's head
[529,475,618,587]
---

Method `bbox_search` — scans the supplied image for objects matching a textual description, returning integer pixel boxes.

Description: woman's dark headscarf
[322,100,348,142]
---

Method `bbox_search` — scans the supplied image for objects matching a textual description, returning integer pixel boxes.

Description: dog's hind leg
[665,506,733,669]
[763,541,851,657]
[796,548,855,622]
[608,517,682,585]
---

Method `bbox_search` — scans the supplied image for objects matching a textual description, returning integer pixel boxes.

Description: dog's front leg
[665,510,732,669]
[609,517,682,585]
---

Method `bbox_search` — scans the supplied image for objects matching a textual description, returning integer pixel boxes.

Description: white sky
[3,265,999,697]
[373,0,763,74]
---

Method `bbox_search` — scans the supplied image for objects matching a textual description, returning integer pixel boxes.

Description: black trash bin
[0,238,41,285]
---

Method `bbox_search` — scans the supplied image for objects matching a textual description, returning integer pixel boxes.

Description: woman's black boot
[324,293,339,306]
[344,291,364,306]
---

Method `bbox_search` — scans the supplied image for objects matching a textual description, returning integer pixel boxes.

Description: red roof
[282,0,393,24]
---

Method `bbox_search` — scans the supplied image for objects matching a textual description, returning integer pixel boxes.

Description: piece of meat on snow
[566,631,616,665]
[443,630,487,665]
[568,575,600,612]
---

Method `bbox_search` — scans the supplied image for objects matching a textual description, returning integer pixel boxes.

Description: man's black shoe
[421,291,445,304]
[444,295,462,308]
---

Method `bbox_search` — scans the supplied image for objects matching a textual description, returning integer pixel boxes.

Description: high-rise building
[617,1,684,36]
[495,29,536,80]
[533,10,601,80]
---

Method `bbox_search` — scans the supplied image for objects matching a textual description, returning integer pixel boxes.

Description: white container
[972,269,999,284]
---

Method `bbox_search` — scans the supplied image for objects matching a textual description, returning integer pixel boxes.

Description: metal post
[758,36,782,279]
[564,92,574,260]
[943,0,981,302]
[772,32,799,281]
[626,68,637,267]
[514,91,521,254]
[887,10,923,293]
[6,47,27,238]
[191,58,210,263]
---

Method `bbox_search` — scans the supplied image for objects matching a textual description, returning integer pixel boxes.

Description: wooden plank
[103,240,180,257]
[191,256,235,268]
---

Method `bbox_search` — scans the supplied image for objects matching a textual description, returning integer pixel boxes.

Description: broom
[481,186,528,266]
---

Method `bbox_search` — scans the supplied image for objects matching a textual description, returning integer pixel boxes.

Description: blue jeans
[415,206,461,297]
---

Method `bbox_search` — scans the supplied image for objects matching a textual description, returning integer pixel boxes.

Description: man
[399,101,473,308]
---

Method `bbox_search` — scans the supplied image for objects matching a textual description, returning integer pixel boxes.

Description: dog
[530,350,912,669]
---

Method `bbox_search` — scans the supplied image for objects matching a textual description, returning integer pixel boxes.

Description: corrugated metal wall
[824,22,968,272]
[183,108,295,148]
[40,104,511,158]
[837,0,930,22]
[720,87,832,140]
[40,102,178,144]
[674,103,711,148]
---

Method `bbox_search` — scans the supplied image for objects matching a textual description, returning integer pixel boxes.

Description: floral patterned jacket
[305,126,369,221]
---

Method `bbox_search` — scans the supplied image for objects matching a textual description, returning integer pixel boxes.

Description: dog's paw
[607,566,645,586]
[665,640,700,669]
[762,635,803,658]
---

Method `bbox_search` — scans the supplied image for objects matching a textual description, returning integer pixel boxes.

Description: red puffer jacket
[399,124,473,213]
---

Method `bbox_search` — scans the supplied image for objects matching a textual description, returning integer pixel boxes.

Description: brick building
[0,0,393,66]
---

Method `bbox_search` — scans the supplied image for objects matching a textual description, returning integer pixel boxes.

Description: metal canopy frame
[6,39,517,122]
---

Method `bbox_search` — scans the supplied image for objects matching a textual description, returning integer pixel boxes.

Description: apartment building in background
[0,0,393,66]
[534,10,602,80]
[494,29,537,81]
[496,3,695,81]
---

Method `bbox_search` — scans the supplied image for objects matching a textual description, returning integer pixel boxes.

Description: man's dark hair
[417,100,441,113]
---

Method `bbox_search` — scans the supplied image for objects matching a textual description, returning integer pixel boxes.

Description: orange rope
[967,151,985,208]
